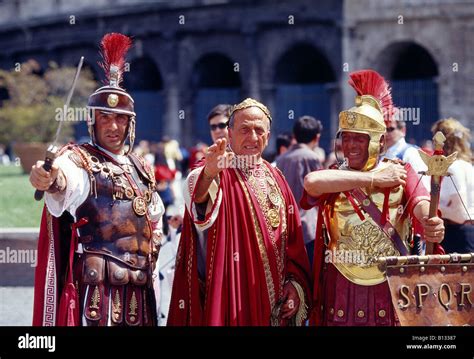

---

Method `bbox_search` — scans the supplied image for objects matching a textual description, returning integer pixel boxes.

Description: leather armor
[67,144,159,326]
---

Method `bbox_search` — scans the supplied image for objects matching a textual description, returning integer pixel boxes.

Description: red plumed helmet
[348,69,395,125]
[99,33,133,87]
[88,33,135,117]
[87,33,136,153]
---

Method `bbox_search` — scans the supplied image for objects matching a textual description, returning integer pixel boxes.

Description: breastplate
[74,148,153,261]
[325,185,411,286]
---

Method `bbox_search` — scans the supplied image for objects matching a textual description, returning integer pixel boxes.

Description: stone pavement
[0,228,37,326]
[0,286,34,326]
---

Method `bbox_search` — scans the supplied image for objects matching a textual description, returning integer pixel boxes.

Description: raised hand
[373,162,407,188]
[204,138,234,177]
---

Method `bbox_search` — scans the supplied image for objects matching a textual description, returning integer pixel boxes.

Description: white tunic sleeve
[183,166,223,232]
[44,150,90,220]
[439,160,474,223]
[403,147,430,191]
[150,191,165,240]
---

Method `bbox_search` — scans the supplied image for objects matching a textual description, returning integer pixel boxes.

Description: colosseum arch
[374,41,439,145]
[123,56,164,143]
[190,52,242,144]
[273,42,336,152]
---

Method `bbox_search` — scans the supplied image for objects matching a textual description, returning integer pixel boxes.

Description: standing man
[30,33,164,326]
[383,113,429,188]
[168,98,311,326]
[208,104,231,143]
[303,70,445,326]
[271,132,293,166]
[277,116,322,266]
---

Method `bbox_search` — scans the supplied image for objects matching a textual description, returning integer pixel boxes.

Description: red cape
[33,207,73,326]
[167,162,311,326]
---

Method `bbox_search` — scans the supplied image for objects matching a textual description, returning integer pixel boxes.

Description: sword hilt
[34,145,59,201]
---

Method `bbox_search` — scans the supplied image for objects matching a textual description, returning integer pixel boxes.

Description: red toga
[168,161,312,326]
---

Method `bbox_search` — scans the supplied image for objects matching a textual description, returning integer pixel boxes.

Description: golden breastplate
[325,185,411,286]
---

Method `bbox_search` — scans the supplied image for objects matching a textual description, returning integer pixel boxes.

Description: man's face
[94,110,129,154]
[385,121,404,148]
[341,131,370,170]
[209,114,229,143]
[229,107,270,157]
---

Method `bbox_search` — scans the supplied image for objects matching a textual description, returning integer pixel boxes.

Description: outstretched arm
[303,162,407,197]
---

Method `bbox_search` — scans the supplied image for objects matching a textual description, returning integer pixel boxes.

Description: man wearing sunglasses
[208,104,231,143]
[384,118,428,170]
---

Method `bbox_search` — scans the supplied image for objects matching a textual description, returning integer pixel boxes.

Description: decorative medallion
[347,112,357,127]
[132,196,147,216]
[107,94,119,107]
[267,208,280,228]
[268,191,282,207]
[125,187,135,199]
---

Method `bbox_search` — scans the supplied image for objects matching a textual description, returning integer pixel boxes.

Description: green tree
[0,59,96,145]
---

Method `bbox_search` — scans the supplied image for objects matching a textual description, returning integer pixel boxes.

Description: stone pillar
[244,34,260,100]
[163,73,181,142]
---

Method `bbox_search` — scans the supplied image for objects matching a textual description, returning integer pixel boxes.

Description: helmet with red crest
[87,33,136,153]
[337,69,395,171]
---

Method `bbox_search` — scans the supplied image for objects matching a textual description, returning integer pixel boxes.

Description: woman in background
[432,118,474,253]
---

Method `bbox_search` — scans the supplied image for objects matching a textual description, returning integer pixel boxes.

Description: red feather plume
[98,33,132,86]
[348,69,394,124]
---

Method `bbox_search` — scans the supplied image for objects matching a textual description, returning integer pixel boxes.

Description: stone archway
[375,41,439,145]
[191,52,241,144]
[123,56,164,143]
[273,43,336,151]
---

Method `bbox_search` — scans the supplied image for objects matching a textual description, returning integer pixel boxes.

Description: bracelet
[202,166,216,181]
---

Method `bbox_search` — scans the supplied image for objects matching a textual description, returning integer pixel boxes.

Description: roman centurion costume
[33,33,164,326]
[302,70,432,326]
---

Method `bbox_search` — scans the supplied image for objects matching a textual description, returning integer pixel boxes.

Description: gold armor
[324,162,411,286]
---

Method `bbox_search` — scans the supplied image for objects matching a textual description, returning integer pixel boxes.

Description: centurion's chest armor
[69,144,156,264]
[324,181,412,286]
